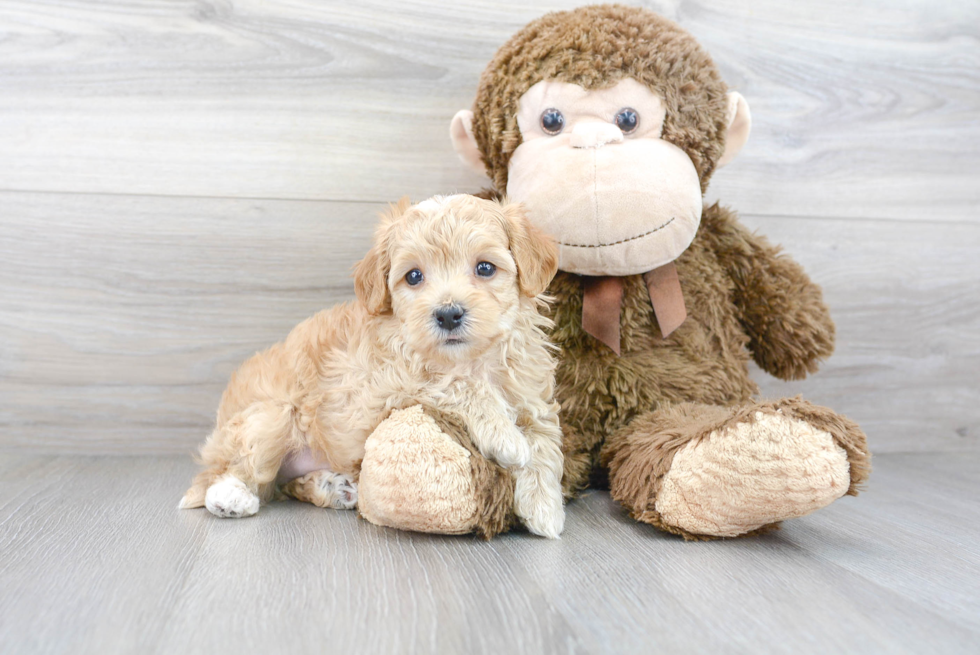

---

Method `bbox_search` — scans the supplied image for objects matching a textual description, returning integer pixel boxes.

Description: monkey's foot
[604,399,870,539]
[659,411,851,536]
[357,406,516,538]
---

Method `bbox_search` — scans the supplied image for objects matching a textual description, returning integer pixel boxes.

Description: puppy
[180,195,566,538]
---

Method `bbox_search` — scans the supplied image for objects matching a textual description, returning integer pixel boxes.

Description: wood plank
[494,471,980,653]
[159,495,586,654]
[782,453,980,633]
[0,455,213,654]
[0,0,977,220]
[0,192,377,452]
[0,453,978,653]
[699,0,980,222]
[2,191,978,454]
[0,454,588,654]
[743,214,980,453]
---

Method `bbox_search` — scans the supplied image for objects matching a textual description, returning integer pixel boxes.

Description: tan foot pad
[656,411,850,537]
[358,406,479,535]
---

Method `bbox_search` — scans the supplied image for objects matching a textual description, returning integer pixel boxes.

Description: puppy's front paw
[519,493,565,540]
[514,466,565,539]
[487,427,532,469]
[205,475,260,518]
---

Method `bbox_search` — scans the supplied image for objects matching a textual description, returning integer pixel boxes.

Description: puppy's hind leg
[204,475,261,519]
[180,401,296,518]
[283,470,358,510]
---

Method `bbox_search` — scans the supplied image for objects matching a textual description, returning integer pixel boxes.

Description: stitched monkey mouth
[558,217,676,249]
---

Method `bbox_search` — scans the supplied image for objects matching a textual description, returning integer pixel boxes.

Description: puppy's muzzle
[434,304,466,333]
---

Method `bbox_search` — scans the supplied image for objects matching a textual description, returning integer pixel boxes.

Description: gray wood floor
[1,452,978,654]
[1,0,978,455]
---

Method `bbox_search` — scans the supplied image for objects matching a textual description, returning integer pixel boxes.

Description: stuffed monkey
[356,4,870,539]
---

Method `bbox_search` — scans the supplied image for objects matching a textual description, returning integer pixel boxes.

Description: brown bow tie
[580,262,687,355]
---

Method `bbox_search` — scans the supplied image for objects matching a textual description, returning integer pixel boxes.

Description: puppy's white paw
[489,428,532,469]
[317,471,358,510]
[205,475,260,518]
[513,465,565,539]
[520,495,565,539]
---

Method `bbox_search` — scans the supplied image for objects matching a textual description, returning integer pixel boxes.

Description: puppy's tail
[178,471,213,510]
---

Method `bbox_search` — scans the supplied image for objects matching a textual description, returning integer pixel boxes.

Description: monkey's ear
[718,92,751,168]
[501,202,558,298]
[354,202,406,314]
[450,110,487,176]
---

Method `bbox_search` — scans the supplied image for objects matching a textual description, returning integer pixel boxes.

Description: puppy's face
[354,195,558,362]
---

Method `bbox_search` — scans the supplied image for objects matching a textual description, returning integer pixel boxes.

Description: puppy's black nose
[434,304,466,332]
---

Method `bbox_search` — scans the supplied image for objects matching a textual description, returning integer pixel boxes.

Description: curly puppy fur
[180,195,566,538]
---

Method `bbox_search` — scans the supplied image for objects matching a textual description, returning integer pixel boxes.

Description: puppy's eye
[540,108,564,135]
[405,268,424,286]
[475,262,496,278]
[614,108,639,134]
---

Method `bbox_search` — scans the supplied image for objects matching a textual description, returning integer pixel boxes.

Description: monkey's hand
[704,204,835,381]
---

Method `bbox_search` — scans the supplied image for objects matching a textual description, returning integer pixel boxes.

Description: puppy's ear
[353,243,390,314]
[354,198,409,314]
[500,201,558,298]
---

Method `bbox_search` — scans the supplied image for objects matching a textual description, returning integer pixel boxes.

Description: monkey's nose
[570,122,624,149]
[434,304,466,332]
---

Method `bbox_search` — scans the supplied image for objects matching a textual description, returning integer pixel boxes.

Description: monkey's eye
[475,261,496,278]
[540,108,564,135]
[405,268,424,286]
[614,108,639,134]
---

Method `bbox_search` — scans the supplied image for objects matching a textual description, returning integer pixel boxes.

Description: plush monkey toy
[356,4,870,539]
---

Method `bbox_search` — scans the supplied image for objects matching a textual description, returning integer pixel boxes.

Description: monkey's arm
[702,204,835,381]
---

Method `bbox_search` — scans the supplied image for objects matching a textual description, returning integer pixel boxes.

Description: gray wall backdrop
[1,0,978,454]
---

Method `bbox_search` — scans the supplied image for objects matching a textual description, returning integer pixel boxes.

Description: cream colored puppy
[180,195,566,538]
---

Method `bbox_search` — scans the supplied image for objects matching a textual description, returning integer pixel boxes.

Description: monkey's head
[450,5,750,277]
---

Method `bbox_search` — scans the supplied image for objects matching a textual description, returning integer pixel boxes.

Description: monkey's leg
[357,405,517,539]
[600,399,870,539]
